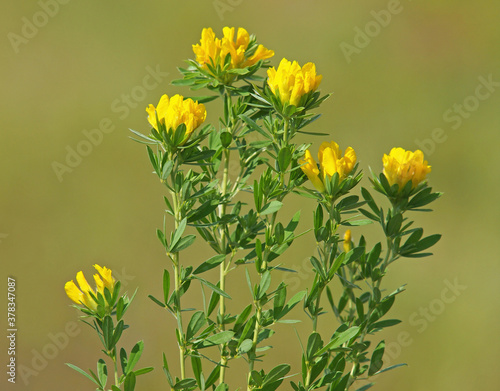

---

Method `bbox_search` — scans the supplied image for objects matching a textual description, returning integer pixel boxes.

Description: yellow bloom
[300,149,325,192]
[146,94,206,141]
[192,27,274,70]
[343,230,352,253]
[300,141,356,193]
[64,265,116,311]
[383,148,431,190]
[93,264,115,296]
[267,58,322,107]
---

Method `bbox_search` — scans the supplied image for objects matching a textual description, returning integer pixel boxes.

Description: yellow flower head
[192,27,274,70]
[267,58,323,107]
[383,148,431,190]
[300,141,356,193]
[146,94,206,141]
[64,265,116,311]
[93,264,115,296]
[343,229,353,253]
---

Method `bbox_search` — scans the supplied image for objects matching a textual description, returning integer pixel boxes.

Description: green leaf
[317,326,360,355]
[170,218,187,250]
[65,363,101,387]
[161,160,174,181]
[120,348,127,374]
[278,147,292,171]
[368,340,385,376]
[373,363,407,375]
[234,304,253,332]
[260,201,283,216]
[220,131,232,148]
[205,365,220,389]
[193,276,231,299]
[369,319,401,332]
[258,270,271,299]
[415,234,441,252]
[191,355,203,388]
[344,247,365,265]
[239,338,254,354]
[273,283,286,317]
[215,382,229,391]
[356,384,375,391]
[134,367,154,376]
[276,290,306,319]
[116,297,125,321]
[146,146,158,174]
[126,341,144,374]
[173,378,197,390]
[97,359,107,388]
[386,213,403,236]
[306,333,323,360]
[203,331,234,346]
[187,95,218,103]
[367,243,382,267]
[162,353,174,387]
[148,294,166,308]
[163,269,170,304]
[170,234,196,253]
[186,311,206,341]
[310,256,327,281]
[102,316,113,350]
[193,254,226,275]
[369,296,395,323]
[112,320,124,349]
[240,114,271,139]
[330,253,346,276]
[263,364,291,385]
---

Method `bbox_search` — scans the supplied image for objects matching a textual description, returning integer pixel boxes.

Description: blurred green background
[1,0,499,390]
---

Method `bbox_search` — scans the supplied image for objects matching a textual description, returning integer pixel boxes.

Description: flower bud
[343,230,352,253]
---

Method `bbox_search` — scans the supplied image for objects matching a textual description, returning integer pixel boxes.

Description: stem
[110,349,119,387]
[218,146,231,384]
[282,118,289,147]
[247,303,262,391]
[170,187,186,380]
[305,365,312,388]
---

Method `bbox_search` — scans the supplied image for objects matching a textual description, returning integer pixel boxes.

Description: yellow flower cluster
[146,94,206,141]
[383,148,431,190]
[267,58,322,107]
[65,265,115,311]
[192,27,274,70]
[300,141,356,193]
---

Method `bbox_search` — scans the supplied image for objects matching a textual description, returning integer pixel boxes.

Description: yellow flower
[65,265,116,311]
[343,230,353,253]
[300,141,356,193]
[383,148,431,190]
[192,27,274,70]
[146,94,206,141]
[93,264,115,296]
[267,58,322,107]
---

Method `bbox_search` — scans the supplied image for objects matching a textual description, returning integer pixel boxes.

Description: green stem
[110,349,119,387]
[247,303,262,391]
[170,188,186,380]
[218,146,231,384]
[305,365,312,388]
[283,118,290,147]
